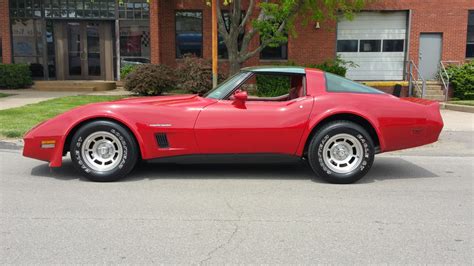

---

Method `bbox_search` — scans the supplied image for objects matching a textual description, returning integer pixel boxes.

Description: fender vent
[155,133,169,148]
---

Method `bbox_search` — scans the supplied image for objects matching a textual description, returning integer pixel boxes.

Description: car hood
[112,94,206,106]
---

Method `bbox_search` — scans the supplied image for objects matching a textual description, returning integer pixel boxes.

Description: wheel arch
[62,117,144,159]
[302,113,382,156]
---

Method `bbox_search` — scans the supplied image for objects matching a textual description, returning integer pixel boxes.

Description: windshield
[205,71,252,99]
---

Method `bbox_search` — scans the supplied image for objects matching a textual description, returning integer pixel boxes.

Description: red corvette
[23,66,443,183]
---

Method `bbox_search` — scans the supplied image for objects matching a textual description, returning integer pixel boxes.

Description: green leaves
[0,64,33,89]
[444,61,474,100]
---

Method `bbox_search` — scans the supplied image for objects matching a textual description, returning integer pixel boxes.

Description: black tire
[70,120,139,182]
[307,120,374,184]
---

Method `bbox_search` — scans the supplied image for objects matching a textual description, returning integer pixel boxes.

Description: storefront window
[43,0,116,19]
[119,0,150,20]
[11,19,44,78]
[46,20,56,78]
[119,20,150,66]
[176,11,203,58]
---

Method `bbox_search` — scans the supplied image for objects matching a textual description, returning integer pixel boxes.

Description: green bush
[308,58,349,77]
[256,75,290,97]
[0,64,33,89]
[443,61,474,100]
[124,64,176,96]
[120,64,137,80]
[176,55,223,95]
[254,56,355,97]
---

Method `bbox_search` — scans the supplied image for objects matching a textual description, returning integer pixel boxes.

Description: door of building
[54,21,113,80]
[419,33,442,80]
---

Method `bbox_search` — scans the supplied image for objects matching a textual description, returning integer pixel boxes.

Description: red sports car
[23,66,443,183]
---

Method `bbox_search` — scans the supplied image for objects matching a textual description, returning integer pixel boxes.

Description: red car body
[23,68,443,168]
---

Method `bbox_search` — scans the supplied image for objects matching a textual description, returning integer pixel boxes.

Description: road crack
[198,199,242,265]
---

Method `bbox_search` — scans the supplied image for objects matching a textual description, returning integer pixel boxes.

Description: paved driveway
[0,110,472,264]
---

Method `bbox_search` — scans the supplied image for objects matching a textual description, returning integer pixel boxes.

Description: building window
[383,39,404,52]
[43,0,116,19]
[359,40,381,52]
[176,11,203,58]
[11,19,44,78]
[9,0,42,18]
[337,40,358,52]
[260,39,288,60]
[119,0,150,20]
[467,11,474,58]
[46,20,56,78]
[119,20,150,66]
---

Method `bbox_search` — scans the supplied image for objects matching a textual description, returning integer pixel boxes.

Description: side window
[325,73,383,94]
[234,73,305,101]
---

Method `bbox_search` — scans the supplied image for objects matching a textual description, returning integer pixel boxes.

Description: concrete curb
[0,139,24,150]
[440,103,474,113]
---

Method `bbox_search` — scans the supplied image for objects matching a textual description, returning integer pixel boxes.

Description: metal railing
[439,61,460,102]
[407,60,426,98]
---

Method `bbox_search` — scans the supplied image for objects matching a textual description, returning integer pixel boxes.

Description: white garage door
[337,11,407,81]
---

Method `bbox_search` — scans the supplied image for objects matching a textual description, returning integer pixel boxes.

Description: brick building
[0,0,473,81]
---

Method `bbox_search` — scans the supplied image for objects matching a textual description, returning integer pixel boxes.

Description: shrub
[124,64,176,96]
[256,75,290,97]
[443,61,474,100]
[254,57,355,97]
[176,55,217,95]
[120,64,138,80]
[0,64,33,89]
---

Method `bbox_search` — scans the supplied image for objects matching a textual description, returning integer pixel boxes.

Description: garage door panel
[337,11,407,81]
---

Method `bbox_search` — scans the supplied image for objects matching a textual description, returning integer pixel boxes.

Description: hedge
[0,64,33,89]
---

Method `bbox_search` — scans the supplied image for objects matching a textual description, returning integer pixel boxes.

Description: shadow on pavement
[30,156,438,184]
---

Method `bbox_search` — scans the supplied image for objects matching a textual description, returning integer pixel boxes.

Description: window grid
[118,0,150,20]
[10,0,118,19]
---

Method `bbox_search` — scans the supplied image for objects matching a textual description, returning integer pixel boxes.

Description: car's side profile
[23,66,443,183]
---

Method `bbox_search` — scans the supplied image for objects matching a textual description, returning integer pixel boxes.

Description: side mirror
[233,90,248,103]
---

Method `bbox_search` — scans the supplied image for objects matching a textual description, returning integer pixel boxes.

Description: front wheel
[70,120,139,182]
[307,120,375,184]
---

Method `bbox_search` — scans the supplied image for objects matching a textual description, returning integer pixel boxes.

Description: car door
[194,96,314,154]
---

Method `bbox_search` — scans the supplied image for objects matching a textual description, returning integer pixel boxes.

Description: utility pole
[211,0,218,88]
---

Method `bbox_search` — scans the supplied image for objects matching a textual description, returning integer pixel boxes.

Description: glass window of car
[359,40,381,52]
[205,72,252,99]
[337,40,358,52]
[325,73,383,94]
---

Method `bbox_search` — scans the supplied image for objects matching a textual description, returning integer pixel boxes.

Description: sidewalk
[0,88,132,110]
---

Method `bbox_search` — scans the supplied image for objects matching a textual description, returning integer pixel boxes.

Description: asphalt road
[1,110,472,264]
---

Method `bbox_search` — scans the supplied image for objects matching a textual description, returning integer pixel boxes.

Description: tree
[213,0,369,74]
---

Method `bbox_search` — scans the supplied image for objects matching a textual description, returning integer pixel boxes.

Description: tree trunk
[228,59,242,75]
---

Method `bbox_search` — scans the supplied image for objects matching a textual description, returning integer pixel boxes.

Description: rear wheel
[70,120,138,182]
[307,120,374,184]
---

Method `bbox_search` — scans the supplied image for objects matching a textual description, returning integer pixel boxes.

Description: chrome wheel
[322,133,363,174]
[81,131,123,172]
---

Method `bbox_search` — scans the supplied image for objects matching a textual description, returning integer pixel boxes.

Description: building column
[0,0,12,64]
[150,0,161,64]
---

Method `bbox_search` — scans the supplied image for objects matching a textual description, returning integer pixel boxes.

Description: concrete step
[425,89,445,96]
[34,81,116,91]
[423,95,446,101]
